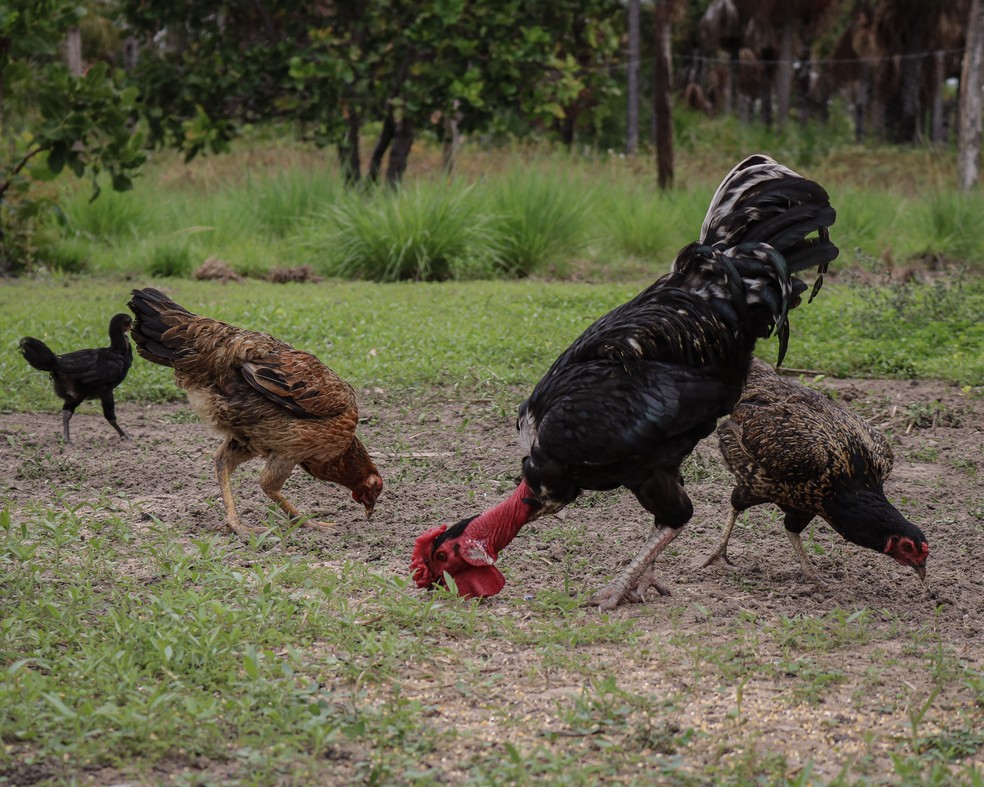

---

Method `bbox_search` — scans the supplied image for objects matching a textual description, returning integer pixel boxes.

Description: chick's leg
[100,391,130,440]
[215,439,260,535]
[585,525,683,610]
[61,399,82,443]
[259,455,334,530]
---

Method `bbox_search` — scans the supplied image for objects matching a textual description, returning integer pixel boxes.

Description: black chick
[703,358,929,583]
[20,313,134,443]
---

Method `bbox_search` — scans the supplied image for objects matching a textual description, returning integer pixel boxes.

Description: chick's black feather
[20,313,133,443]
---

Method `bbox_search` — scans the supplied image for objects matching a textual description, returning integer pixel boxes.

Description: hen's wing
[241,350,356,419]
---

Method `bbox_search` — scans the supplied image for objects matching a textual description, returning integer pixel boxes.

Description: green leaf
[47,143,67,175]
[112,172,134,192]
[42,692,77,720]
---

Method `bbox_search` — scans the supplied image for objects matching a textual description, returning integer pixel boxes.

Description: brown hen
[128,288,382,535]
[704,358,928,583]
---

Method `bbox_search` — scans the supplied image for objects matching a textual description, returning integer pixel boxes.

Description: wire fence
[667,47,967,144]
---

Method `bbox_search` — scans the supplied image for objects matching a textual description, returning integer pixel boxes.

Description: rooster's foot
[701,549,735,568]
[585,569,672,611]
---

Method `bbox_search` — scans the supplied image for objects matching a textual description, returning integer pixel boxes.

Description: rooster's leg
[259,455,334,530]
[585,525,683,610]
[215,439,262,535]
[702,507,741,568]
[785,529,827,586]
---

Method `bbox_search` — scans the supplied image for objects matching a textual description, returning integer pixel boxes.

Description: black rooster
[20,313,133,443]
[703,358,929,583]
[412,154,839,608]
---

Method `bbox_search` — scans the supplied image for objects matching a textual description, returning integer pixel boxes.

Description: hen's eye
[435,551,447,562]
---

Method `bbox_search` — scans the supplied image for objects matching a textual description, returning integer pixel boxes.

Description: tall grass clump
[240,168,346,239]
[485,165,594,277]
[595,184,712,266]
[309,180,501,281]
[56,184,159,242]
[828,188,908,265]
[913,191,984,269]
[147,244,193,277]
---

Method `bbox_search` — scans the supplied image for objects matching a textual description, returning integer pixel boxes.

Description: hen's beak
[364,502,375,520]
[915,565,927,582]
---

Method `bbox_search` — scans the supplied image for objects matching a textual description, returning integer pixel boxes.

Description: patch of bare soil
[2,376,982,783]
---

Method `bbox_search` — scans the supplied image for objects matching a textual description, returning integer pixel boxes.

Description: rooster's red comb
[410,524,447,588]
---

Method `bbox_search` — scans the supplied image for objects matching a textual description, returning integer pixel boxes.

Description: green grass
[2,276,981,418]
[35,135,984,282]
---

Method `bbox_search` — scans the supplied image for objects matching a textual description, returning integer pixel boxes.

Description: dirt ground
[2,374,982,783]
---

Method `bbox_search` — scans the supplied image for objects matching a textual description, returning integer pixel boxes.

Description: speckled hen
[128,288,382,535]
[704,357,929,583]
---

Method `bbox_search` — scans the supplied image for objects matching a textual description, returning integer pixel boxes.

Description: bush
[485,166,593,277]
[311,181,501,281]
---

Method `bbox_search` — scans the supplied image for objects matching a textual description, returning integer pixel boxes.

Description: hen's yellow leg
[214,439,263,535]
[260,455,335,530]
[702,507,740,567]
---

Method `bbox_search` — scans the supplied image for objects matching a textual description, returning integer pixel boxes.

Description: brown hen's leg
[785,529,827,586]
[259,455,334,530]
[214,439,262,535]
[585,525,682,610]
[702,507,740,568]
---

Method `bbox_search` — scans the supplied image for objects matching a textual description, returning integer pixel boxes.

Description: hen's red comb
[410,524,447,588]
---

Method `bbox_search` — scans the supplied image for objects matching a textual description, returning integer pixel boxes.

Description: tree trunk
[653,0,673,190]
[854,65,870,143]
[124,37,140,71]
[338,103,361,185]
[66,28,83,75]
[930,50,945,144]
[367,113,396,184]
[441,99,461,175]
[958,0,984,191]
[776,10,794,128]
[626,0,640,155]
[386,117,414,185]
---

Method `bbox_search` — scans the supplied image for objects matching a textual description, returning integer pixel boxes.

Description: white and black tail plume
[676,154,838,365]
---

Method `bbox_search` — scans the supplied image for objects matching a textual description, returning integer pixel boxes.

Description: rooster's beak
[915,565,927,581]
[364,503,375,520]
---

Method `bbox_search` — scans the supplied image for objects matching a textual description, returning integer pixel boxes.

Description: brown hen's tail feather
[128,287,197,368]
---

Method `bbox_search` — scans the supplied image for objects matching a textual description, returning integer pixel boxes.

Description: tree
[653,0,673,190]
[123,0,622,185]
[0,0,146,272]
[958,0,984,190]
[626,0,640,154]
